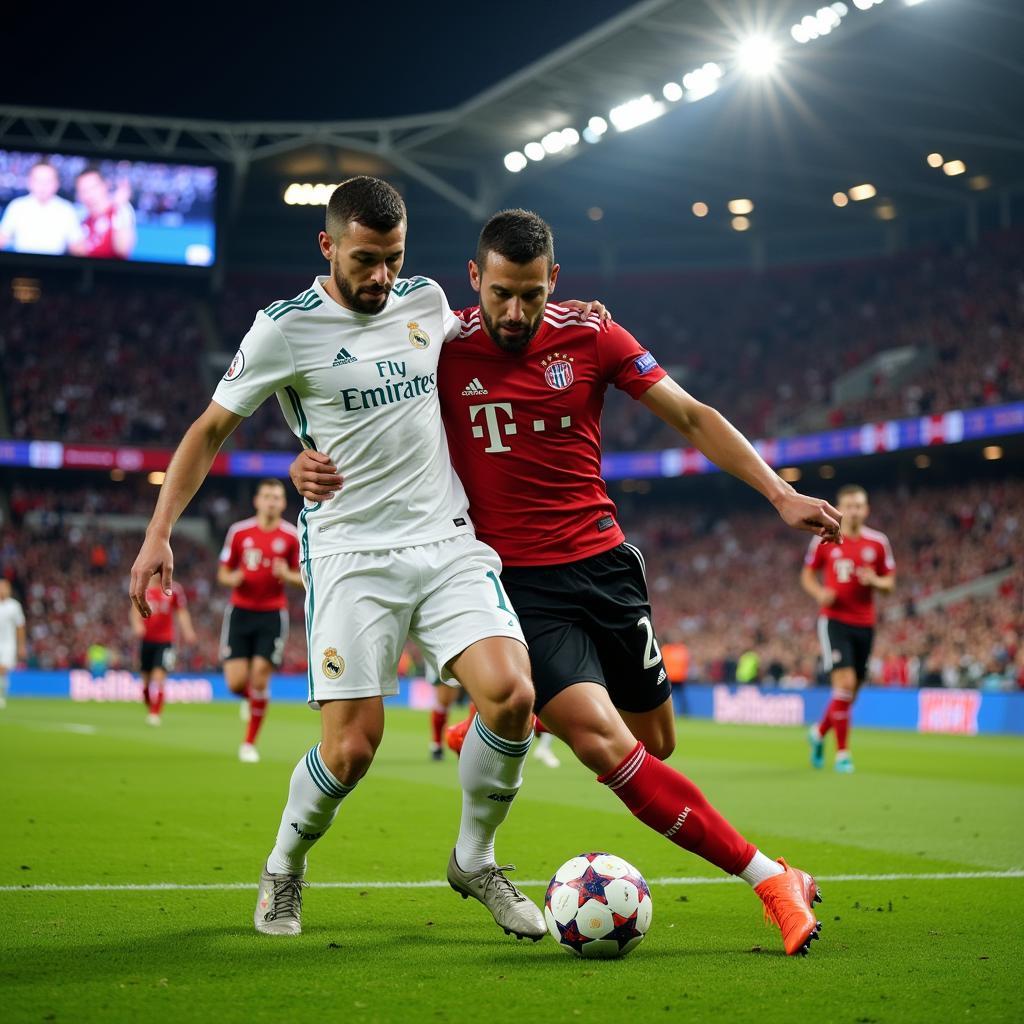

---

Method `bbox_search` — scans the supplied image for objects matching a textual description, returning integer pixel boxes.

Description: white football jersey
[212,275,470,561]
[0,597,25,652]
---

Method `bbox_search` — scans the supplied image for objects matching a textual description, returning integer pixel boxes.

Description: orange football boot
[754,858,823,956]
[445,706,477,756]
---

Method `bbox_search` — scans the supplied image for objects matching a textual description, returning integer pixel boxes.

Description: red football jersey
[219,517,300,611]
[80,204,133,259]
[805,526,895,627]
[142,582,186,644]
[438,304,667,566]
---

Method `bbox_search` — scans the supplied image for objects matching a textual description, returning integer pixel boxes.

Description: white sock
[738,849,785,888]
[266,743,355,876]
[535,732,554,754]
[455,715,532,872]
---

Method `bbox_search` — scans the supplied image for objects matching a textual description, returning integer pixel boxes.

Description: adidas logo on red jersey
[461,378,488,396]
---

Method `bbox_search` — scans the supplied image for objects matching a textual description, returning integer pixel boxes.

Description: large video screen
[0,149,217,267]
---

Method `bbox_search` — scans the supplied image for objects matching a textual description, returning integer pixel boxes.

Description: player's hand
[271,557,288,580]
[183,628,198,646]
[856,566,880,587]
[773,491,843,542]
[114,179,132,207]
[129,535,174,617]
[223,568,244,587]
[562,299,613,325]
[820,588,838,607]
[290,449,342,502]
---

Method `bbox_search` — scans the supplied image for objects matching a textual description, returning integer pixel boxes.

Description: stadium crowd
[5,229,1022,454]
[1,475,1020,690]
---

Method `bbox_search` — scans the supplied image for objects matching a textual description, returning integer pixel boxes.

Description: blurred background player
[130,579,196,725]
[0,579,27,709]
[424,658,461,761]
[217,479,302,763]
[802,484,895,773]
[0,160,82,255]
[71,167,137,260]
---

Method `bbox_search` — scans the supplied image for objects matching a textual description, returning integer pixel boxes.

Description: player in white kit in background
[129,177,546,942]
[0,579,27,708]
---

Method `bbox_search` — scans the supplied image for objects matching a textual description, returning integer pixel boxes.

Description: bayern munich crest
[542,352,575,390]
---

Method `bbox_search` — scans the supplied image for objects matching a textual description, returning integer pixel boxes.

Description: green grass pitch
[2,699,1022,1023]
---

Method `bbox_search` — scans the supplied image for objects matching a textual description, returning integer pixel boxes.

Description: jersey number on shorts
[637,615,661,670]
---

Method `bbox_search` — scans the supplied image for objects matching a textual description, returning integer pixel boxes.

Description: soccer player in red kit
[291,209,844,956]
[130,580,196,725]
[802,484,895,773]
[219,478,303,762]
[71,168,136,260]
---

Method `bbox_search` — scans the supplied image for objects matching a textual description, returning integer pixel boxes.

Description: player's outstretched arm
[640,377,842,541]
[289,450,343,503]
[130,401,242,616]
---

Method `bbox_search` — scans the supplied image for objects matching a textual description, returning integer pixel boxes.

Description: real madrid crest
[541,352,575,390]
[407,320,431,349]
[322,647,345,679]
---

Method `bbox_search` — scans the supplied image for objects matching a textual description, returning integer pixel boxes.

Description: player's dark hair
[475,209,554,270]
[256,478,285,494]
[75,165,105,183]
[837,484,868,501]
[326,176,406,236]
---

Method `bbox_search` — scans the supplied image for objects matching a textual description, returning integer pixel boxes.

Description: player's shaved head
[837,484,868,502]
[325,176,406,238]
[836,484,869,532]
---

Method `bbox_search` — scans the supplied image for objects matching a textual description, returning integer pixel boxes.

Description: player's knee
[645,731,676,761]
[484,669,535,728]
[320,734,377,786]
[565,719,627,776]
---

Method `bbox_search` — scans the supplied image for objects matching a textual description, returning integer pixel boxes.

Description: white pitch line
[1,870,1021,894]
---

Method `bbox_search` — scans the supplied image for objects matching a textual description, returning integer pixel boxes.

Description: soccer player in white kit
[129,177,545,941]
[0,579,27,708]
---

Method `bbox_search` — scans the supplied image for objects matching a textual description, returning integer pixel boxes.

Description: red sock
[430,709,447,746]
[151,686,165,716]
[533,715,549,735]
[245,695,268,745]
[817,704,833,737]
[599,742,755,875]
[831,697,852,751]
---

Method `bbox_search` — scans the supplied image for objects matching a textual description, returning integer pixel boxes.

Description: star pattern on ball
[555,917,589,955]
[564,865,612,907]
[606,910,643,951]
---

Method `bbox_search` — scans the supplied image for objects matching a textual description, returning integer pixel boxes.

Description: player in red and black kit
[219,479,303,763]
[130,580,196,725]
[71,168,136,260]
[290,210,845,956]
[802,484,895,773]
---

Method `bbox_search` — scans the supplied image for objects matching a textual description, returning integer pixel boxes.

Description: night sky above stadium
[4,1,631,120]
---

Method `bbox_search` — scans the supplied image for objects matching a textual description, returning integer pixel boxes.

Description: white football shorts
[302,533,525,707]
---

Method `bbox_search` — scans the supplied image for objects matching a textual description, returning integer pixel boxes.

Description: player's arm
[112,202,136,258]
[800,564,836,606]
[130,605,146,638]
[857,567,896,593]
[272,559,304,587]
[16,622,27,662]
[217,563,244,588]
[175,606,198,645]
[130,401,242,615]
[640,376,842,540]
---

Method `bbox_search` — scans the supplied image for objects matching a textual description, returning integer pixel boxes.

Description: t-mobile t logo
[469,402,572,453]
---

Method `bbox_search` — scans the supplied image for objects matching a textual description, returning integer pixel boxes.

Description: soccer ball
[544,852,652,958]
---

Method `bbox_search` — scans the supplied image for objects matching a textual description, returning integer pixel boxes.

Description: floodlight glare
[588,116,608,136]
[663,81,684,102]
[503,152,528,173]
[731,215,751,231]
[848,183,877,201]
[728,198,755,215]
[943,159,966,176]
[832,191,849,207]
[609,95,666,132]
[561,127,580,146]
[926,152,944,168]
[524,142,545,161]
[542,131,566,154]
[692,202,709,217]
[736,34,780,75]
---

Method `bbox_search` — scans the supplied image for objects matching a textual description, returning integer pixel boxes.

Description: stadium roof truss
[2,0,1022,227]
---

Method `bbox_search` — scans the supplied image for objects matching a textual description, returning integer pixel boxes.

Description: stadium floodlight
[832,191,850,207]
[848,182,877,201]
[663,81,684,102]
[982,445,1004,461]
[876,202,897,220]
[682,63,722,101]
[524,141,546,161]
[968,175,991,191]
[831,2,849,13]
[587,207,604,221]
[582,116,608,144]
[609,94,666,132]
[728,198,754,215]
[731,215,751,231]
[735,34,780,76]
[504,151,528,173]
[542,131,567,154]
[943,159,966,176]
[926,152,944,167]
[904,0,929,5]
[561,127,580,146]
[692,201,709,217]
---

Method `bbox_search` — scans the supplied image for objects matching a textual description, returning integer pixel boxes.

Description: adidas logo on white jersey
[332,347,358,367]
[461,378,488,396]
